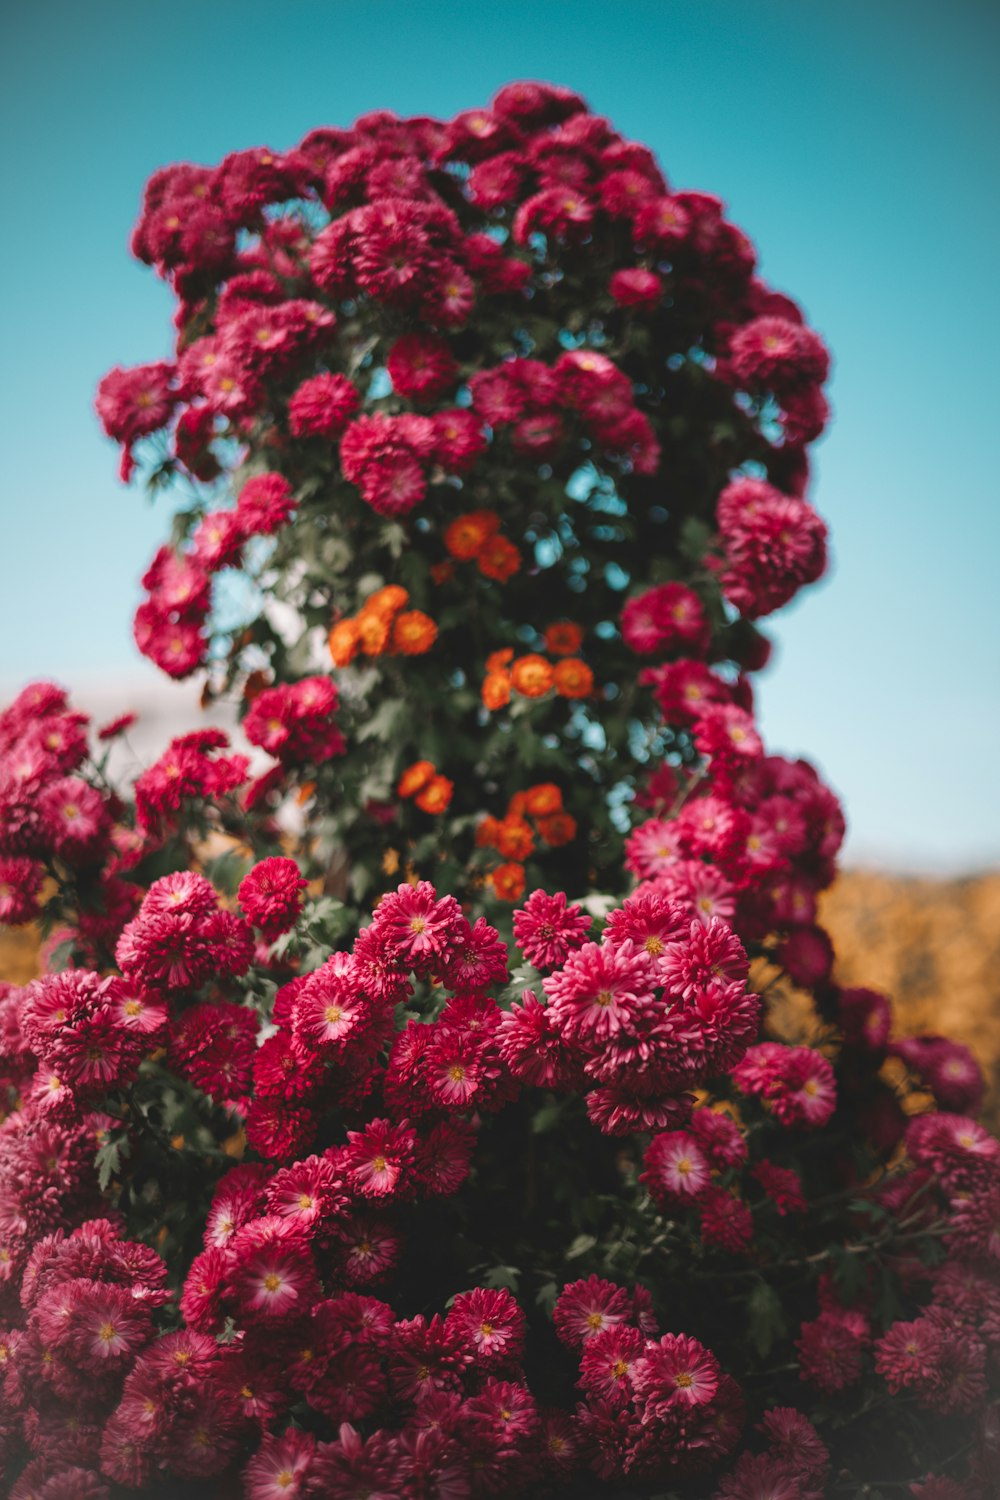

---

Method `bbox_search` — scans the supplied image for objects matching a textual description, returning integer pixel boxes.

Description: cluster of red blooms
[0,685,111,922]
[503,886,760,1138]
[96,78,831,709]
[2,83,995,1496]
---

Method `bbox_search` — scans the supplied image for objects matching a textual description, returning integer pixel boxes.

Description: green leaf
[482,1265,521,1291]
[95,1132,131,1192]
[747,1279,786,1360]
[566,1233,598,1260]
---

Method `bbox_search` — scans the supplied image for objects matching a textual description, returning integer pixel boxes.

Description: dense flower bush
[0,82,997,1497]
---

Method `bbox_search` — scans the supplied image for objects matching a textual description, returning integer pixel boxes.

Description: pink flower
[552,1275,631,1350]
[796,1309,869,1394]
[371,881,464,973]
[578,1323,645,1405]
[386,333,458,401]
[631,1332,721,1415]
[609,268,662,307]
[344,1117,416,1198]
[642,1130,713,1206]
[244,1429,317,1500]
[236,472,297,535]
[758,1406,829,1478]
[238,856,308,939]
[621,583,709,658]
[230,1220,319,1321]
[445,1286,526,1369]
[542,940,654,1043]
[513,889,592,971]
[287,373,360,438]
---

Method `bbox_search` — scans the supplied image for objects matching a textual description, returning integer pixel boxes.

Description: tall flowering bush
[0,83,996,1498]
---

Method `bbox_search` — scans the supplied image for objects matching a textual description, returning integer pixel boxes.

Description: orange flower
[486,647,515,673]
[328,618,360,667]
[443,510,500,560]
[511,654,554,698]
[397,760,436,799]
[477,535,521,582]
[476,814,505,849]
[430,560,455,586]
[391,610,438,656]
[508,791,529,818]
[544,621,584,656]
[537,810,577,847]
[490,861,526,901]
[495,817,535,861]
[554,658,594,699]
[523,783,563,817]
[415,774,454,815]
[361,583,409,618]
[357,611,392,656]
[482,672,512,710]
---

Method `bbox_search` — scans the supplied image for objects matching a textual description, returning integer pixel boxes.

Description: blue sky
[1,0,998,870]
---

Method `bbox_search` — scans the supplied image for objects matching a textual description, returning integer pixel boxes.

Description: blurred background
[1,1,998,1072]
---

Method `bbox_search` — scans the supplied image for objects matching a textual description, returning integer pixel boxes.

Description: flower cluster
[396,760,453,815]
[442,508,522,583]
[481,644,594,711]
[501,893,761,1136]
[0,81,992,1500]
[476,783,578,900]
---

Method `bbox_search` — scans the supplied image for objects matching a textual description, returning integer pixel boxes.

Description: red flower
[239,856,308,940]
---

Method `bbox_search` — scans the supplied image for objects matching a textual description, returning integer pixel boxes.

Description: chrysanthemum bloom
[230,1222,319,1322]
[796,1309,869,1393]
[543,621,584,655]
[837,986,893,1053]
[477,534,522,582]
[386,333,458,401]
[631,1332,721,1417]
[235,472,297,535]
[513,889,592,970]
[287,372,359,438]
[445,1286,526,1369]
[443,509,501,560]
[621,583,710,658]
[243,1428,317,1500]
[510,655,554,697]
[543,939,653,1044]
[713,1451,808,1500]
[344,1117,416,1198]
[238,856,308,940]
[0,857,43,925]
[609,267,662,307]
[752,1162,807,1216]
[328,616,360,666]
[482,670,512,709]
[553,658,594,698]
[391,610,437,655]
[552,1276,632,1350]
[642,1131,713,1207]
[489,861,525,901]
[397,759,435,798]
[579,1324,646,1405]
[438,915,509,992]
[414,774,453,814]
[749,1413,828,1488]
[371,881,463,970]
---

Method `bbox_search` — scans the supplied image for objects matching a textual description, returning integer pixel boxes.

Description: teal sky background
[1,0,998,870]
